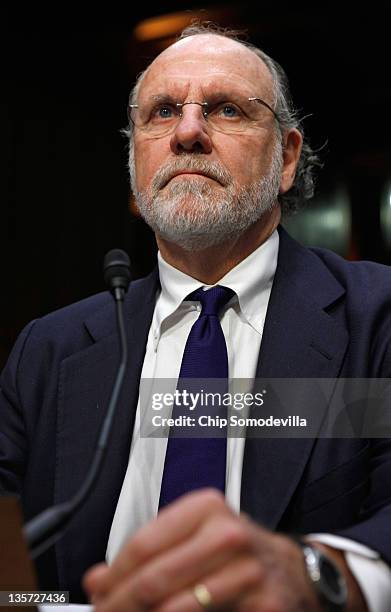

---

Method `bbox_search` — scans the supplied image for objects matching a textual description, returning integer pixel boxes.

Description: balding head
[142,33,274,98]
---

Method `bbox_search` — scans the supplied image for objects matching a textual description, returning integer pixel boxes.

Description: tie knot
[187,285,235,316]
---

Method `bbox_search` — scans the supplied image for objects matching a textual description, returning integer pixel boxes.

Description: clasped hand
[83,489,323,611]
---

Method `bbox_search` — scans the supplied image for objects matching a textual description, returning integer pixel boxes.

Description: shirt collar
[155,228,279,341]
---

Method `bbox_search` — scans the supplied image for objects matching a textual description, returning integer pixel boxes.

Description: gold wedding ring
[193,583,213,609]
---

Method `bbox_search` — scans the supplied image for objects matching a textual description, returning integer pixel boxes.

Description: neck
[156,206,281,284]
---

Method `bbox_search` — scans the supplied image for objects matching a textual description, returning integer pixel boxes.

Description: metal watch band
[298,541,348,611]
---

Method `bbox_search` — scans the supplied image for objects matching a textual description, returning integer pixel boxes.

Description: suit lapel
[54,269,159,596]
[241,228,349,529]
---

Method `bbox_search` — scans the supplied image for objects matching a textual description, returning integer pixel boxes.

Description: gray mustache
[152,157,232,190]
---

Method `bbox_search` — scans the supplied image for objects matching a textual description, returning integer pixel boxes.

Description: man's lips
[164,170,223,186]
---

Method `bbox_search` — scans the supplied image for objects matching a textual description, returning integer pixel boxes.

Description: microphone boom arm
[24,252,130,558]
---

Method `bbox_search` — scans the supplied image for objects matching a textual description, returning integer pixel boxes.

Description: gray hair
[124,22,321,215]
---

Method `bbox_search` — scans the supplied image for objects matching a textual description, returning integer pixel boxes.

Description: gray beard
[129,145,283,252]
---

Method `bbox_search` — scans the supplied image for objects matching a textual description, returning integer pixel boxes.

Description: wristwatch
[299,542,348,611]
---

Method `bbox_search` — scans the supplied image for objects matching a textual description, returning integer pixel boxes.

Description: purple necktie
[158,285,235,509]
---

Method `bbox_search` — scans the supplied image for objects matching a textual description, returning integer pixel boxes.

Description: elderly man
[1,23,391,612]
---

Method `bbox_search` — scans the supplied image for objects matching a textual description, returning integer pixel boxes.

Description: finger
[153,555,264,612]
[129,514,253,604]
[83,563,110,600]
[93,574,144,612]
[97,489,230,592]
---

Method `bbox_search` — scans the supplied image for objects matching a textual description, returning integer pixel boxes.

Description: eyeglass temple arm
[248,97,280,122]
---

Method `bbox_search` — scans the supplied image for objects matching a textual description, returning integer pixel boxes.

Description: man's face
[130,35,290,250]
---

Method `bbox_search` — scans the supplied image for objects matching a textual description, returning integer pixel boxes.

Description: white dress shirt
[107,229,391,611]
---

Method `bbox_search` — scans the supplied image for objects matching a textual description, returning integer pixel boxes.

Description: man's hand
[83,489,361,611]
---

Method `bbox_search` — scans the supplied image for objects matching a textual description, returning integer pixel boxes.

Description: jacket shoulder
[309,246,391,302]
[2,270,159,380]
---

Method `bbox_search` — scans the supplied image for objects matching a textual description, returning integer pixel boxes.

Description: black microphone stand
[24,249,131,559]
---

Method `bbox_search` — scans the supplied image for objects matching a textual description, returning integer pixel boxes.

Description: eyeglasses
[128,94,280,138]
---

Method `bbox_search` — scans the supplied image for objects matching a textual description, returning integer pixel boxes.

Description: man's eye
[151,105,175,121]
[215,103,242,119]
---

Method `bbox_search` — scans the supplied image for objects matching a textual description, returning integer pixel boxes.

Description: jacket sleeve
[0,321,36,494]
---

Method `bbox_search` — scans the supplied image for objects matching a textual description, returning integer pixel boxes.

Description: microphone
[104,248,132,300]
[24,249,131,558]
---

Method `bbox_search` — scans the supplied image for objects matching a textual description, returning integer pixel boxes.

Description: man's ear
[129,192,141,217]
[279,128,303,194]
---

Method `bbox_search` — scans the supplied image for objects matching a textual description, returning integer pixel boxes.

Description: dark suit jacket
[1,227,391,602]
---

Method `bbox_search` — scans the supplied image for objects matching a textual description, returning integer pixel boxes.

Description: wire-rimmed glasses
[128,94,280,138]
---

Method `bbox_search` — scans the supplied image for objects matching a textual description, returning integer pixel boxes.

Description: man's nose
[170,105,213,154]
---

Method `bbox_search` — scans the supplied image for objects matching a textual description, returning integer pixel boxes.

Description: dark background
[2,4,390,368]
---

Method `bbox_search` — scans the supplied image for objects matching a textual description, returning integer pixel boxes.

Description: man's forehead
[139,34,273,97]
[159,33,256,59]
